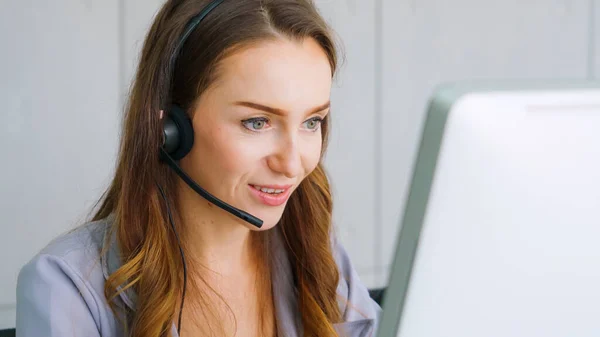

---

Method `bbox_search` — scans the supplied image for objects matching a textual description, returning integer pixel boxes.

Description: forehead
[211,38,333,110]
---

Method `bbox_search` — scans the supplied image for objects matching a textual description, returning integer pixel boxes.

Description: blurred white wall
[0,0,598,329]
[0,0,121,329]
[594,0,599,78]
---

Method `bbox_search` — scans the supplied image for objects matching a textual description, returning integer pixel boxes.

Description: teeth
[253,185,285,194]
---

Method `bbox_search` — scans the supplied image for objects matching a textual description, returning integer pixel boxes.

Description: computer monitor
[377,80,600,337]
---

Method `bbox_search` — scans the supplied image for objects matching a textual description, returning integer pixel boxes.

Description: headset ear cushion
[167,104,195,160]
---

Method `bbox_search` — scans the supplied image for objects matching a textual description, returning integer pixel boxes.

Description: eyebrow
[233,100,331,116]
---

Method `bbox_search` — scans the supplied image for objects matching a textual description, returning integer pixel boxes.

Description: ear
[159,110,164,119]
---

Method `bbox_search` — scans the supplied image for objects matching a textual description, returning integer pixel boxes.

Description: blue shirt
[16,215,381,336]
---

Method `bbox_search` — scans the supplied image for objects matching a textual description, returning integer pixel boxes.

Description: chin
[252,216,283,231]
[244,208,285,232]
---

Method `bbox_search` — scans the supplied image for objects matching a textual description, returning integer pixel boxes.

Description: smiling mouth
[248,184,294,207]
[251,185,287,194]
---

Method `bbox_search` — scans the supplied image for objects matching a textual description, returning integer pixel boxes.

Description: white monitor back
[378,81,600,337]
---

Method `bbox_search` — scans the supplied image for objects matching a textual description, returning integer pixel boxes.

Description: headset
[159,0,263,229]
[154,0,264,334]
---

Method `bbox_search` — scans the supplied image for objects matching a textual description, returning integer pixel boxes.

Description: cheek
[302,135,323,175]
[206,132,241,172]
[203,127,264,176]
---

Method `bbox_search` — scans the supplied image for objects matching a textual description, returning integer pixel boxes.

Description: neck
[177,185,256,277]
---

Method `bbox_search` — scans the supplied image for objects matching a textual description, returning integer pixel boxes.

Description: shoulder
[332,237,383,336]
[20,217,109,282]
[16,216,118,336]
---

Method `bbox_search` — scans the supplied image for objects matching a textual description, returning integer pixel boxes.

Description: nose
[267,135,302,179]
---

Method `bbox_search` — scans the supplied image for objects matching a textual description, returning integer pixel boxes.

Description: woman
[16,0,381,336]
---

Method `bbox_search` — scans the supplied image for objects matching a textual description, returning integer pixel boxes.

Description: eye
[303,117,323,131]
[242,117,270,131]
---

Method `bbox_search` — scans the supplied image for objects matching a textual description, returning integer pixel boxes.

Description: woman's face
[180,37,332,230]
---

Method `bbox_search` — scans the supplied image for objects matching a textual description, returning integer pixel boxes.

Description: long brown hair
[91,0,343,336]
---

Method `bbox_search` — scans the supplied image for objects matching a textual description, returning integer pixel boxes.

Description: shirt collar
[100,213,137,309]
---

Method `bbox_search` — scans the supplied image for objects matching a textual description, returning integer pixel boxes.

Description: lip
[248,184,294,206]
